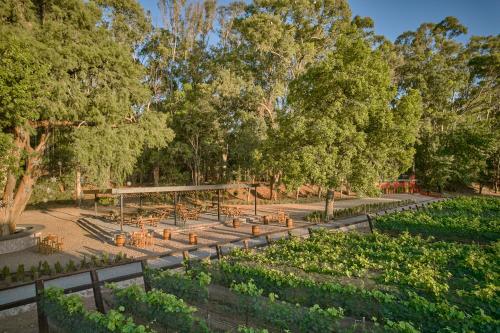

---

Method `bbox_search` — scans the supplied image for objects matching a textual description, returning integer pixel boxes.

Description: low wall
[0,225,42,255]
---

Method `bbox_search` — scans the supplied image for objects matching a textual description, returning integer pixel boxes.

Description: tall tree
[395,17,499,191]
[0,0,171,235]
[285,34,422,214]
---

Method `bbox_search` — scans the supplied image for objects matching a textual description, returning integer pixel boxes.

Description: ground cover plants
[374,196,500,242]
[197,227,499,332]
[108,284,210,332]
[305,199,415,222]
[41,288,153,333]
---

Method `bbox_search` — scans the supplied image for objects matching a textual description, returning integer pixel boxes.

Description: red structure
[379,175,419,194]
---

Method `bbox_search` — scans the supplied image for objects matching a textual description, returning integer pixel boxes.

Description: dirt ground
[0,194,427,271]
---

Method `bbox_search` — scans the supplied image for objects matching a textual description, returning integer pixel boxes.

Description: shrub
[109,284,209,333]
[41,287,152,333]
[146,269,211,303]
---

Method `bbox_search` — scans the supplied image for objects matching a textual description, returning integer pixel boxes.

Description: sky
[139,0,499,41]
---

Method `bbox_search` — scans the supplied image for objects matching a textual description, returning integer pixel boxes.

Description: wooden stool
[189,233,197,245]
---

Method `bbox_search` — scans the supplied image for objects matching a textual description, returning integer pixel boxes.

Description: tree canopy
[0,0,498,234]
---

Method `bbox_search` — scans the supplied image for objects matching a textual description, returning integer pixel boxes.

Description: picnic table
[37,234,64,254]
[222,206,242,218]
[129,230,154,248]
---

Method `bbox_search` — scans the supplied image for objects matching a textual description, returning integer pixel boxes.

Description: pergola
[83,184,258,231]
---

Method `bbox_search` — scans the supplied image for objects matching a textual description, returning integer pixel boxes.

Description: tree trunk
[1,127,49,235]
[75,167,82,206]
[153,165,160,186]
[324,189,335,221]
[317,186,322,200]
[269,176,274,200]
[296,187,300,201]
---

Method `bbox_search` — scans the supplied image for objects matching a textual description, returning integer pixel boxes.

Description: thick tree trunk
[0,127,48,236]
[324,189,335,221]
[269,176,274,201]
[75,167,82,205]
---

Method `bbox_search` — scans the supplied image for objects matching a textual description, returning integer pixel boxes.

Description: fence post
[90,269,105,313]
[141,260,151,292]
[215,245,223,260]
[366,214,374,234]
[243,239,249,250]
[183,251,190,272]
[265,235,272,245]
[35,279,49,333]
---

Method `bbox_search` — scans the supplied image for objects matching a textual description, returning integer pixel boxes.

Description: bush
[41,287,153,333]
[109,284,209,333]
[145,268,211,303]
[374,196,500,242]
[229,279,344,333]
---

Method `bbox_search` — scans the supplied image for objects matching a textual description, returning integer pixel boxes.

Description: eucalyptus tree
[213,0,354,197]
[395,17,499,191]
[286,34,422,215]
[138,0,219,185]
[0,0,171,235]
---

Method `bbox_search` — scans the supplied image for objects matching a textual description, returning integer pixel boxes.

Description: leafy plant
[15,264,25,282]
[54,261,63,274]
[108,284,207,333]
[1,266,10,281]
[41,261,52,276]
[375,196,500,242]
[41,287,153,333]
[146,268,211,303]
[66,260,77,273]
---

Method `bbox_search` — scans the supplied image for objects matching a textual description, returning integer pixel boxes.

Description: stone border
[0,224,44,255]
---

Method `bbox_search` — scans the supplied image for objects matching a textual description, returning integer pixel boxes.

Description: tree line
[0,0,498,234]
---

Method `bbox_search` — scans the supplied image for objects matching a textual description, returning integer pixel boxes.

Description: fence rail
[0,199,442,333]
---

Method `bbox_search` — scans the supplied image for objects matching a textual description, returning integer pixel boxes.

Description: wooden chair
[145,233,154,247]
[55,237,64,252]
[277,210,287,224]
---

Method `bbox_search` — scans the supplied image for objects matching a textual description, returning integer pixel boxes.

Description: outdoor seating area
[37,234,64,254]
[129,230,155,248]
[221,206,242,218]
[262,209,289,224]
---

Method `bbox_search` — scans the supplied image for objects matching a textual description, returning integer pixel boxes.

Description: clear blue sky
[139,0,499,41]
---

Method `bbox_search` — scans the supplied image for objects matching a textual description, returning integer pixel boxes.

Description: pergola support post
[253,185,257,216]
[217,189,221,221]
[173,192,177,226]
[120,194,124,232]
[94,193,98,216]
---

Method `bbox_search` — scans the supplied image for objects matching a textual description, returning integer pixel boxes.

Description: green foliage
[375,196,500,242]
[15,264,25,282]
[395,18,499,190]
[304,211,326,223]
[332,200,414,219]
[283,34,422,195]
[229,279,344,333]
[145,268,210,303]
[41,261,52,276]
[65,260,78,273]
[108,284,207,333]
[202,228,500,332]
[41,287,153,333]
[1,266,10,280]
[237,326,269,333]
[54,262,64,274]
